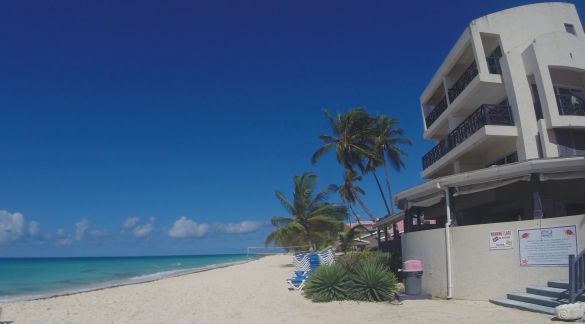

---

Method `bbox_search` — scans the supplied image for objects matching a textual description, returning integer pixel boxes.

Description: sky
[1,0,583,257]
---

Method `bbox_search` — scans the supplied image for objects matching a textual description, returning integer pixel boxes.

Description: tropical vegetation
[312,108,411,223]
[304,251,397,302]
[265,172,346,251]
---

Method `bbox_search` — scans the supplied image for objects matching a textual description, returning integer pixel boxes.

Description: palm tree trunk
[301,225,314,252]
[349,205,363,225]
[353,192,377,222]
[372,171,391,216]
[349,205,375,235]
[382,161,395,214]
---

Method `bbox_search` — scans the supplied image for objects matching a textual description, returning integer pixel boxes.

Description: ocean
[0,254,251,302]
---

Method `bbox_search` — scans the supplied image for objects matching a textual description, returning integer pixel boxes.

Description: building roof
[395,156,585,210]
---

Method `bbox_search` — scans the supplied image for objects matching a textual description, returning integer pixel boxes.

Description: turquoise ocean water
[0,254,250,302]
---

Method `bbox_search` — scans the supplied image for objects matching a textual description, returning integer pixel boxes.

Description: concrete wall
[402,214,585,300]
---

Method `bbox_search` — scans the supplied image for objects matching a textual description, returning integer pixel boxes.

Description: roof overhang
[395,156,585,210]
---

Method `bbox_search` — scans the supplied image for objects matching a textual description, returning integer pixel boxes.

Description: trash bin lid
[403,260,423,272]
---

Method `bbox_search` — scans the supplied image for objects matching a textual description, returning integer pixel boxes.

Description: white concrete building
[375,3,585,311]
[420,2,585,179]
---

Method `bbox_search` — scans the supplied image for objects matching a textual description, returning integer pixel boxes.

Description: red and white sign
[518,225,577,267]
[489,230,513,250]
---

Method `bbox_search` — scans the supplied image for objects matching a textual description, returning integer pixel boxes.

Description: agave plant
[304,264,351,302]
[349,262,396,302]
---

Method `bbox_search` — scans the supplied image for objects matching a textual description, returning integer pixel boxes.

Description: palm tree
[369,115,412,214]
[265,172,347,251]
[312,108,379,221]
[338,224,368,253]
[311,108,377,174]
[336,170,376,223]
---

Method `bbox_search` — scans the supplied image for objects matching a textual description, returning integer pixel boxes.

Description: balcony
[422,103,515,170]
[425,96,448,128]
[448,61,478,103]
[557,92,585,117]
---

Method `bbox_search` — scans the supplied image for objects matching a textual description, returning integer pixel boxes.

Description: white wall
[402,214,585,300]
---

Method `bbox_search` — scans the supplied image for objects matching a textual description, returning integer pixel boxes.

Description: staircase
[490,280,579,315]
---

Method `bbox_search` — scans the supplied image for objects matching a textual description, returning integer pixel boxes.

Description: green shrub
[336,253,362,273]
[338,251,392,273]
[304,264,351,302]
[349,262,397,302]
[363,251,391,270]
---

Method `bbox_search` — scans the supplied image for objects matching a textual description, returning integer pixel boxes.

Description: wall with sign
[402,214,585,300]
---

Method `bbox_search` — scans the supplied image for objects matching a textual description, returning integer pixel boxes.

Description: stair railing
[569,250,585,303]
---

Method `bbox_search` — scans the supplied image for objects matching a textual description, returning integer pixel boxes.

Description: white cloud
[74,218,90,241]
[55,218,91,245]
[28,221,39,237]
[90,229,109,240]
[132,217,155,238]
[122,216,140,230]
[0,210,25,243]
[215,220,264,234]
[168,217,209,238]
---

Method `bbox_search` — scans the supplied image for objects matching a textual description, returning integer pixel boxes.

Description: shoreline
[1,254,551,324]
[0,257,260,304]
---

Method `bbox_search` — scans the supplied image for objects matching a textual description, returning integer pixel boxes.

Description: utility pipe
[437,183,453,299]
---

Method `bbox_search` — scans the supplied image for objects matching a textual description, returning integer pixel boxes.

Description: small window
[565,23,576,36]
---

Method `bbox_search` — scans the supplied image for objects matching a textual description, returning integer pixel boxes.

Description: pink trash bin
[403,260,423,272]
[402,260,423,295]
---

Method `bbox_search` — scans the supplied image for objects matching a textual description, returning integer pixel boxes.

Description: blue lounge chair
[287,271,309,290]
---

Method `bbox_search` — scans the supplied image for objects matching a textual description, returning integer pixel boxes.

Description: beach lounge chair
[317,248,335,266]
[293,254,311,272]
[287,271,309,290]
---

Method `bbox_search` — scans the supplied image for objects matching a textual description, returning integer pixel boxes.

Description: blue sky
[1,0,583,257]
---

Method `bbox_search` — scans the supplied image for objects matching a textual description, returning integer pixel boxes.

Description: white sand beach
[1,255,551,324]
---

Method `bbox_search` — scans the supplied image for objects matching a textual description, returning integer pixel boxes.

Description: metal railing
[569,250,585,303]
[557,93,585,116]
[425,96,448,128]
[422,103,514,170]
[448,61,478,103]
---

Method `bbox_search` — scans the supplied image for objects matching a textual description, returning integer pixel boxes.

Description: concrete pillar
[469,24,490,76]
[499,52,541,160]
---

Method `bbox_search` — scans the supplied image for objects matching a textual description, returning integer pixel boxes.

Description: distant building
[375,2,585,308]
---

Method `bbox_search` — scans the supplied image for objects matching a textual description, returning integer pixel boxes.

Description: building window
[555,129,585,157]
[487,152,518,167]
[565,23,576,35]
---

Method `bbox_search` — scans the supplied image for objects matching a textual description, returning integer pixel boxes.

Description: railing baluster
[570,254,576,303]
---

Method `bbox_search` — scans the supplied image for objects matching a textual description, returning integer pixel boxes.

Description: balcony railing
[425,96,448,128]
[422,103,514,170]
[448,61,478,103]
[557,93,585,116]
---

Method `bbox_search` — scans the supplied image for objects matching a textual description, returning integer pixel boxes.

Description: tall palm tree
[336,170,376,223]
[311,108,377,173]
[370,115,412,214]
[312,108,379,221]
[265,172,347,251]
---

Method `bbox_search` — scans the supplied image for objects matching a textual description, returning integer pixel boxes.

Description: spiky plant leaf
[304,264,351,302]
[349,262,396,302]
